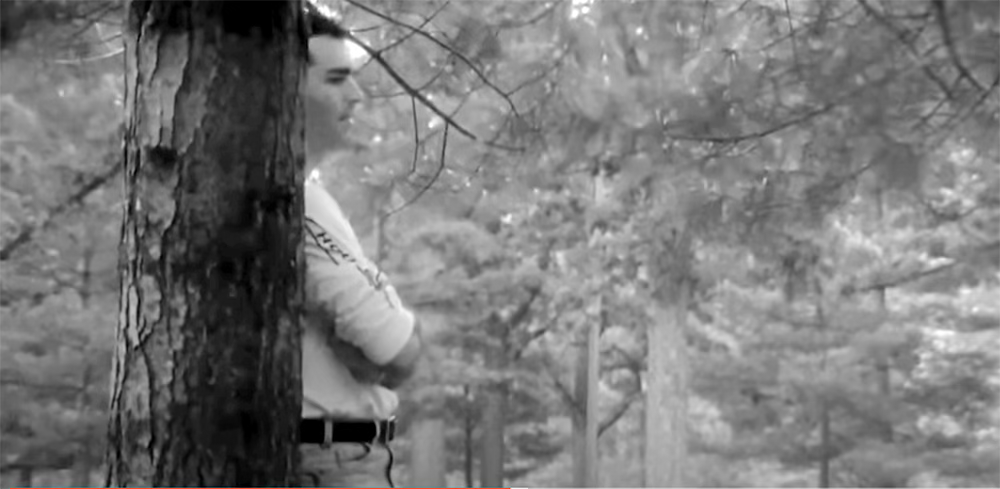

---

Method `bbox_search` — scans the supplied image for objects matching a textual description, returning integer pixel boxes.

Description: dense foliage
[1,0,997,487]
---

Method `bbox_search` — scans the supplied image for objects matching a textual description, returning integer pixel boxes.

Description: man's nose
[345,78,365,108]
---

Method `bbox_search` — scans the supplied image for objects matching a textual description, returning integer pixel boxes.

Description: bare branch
[345,0,520,118]
[384,123,450,217]
[934,71,1000,136]
[506,285,542,327]
[546,366,583,418]
[344,31,522,152]
[667,103,837,143]
[853,240,1000,294]
[0,376,86,394]
[783,0,800,71]
[857,0,955,101]
[0,138,122,261]
[854,260,959,294]
[931,0,987,94]
[374,1,451,56]
[598,389,640,437]
[409,96,420,174]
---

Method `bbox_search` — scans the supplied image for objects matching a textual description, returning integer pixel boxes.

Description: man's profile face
[304,34,364,162]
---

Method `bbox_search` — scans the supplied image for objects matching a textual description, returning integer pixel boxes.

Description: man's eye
[325,68,351,85]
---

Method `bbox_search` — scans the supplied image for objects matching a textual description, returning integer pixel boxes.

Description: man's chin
[340,122,372,151]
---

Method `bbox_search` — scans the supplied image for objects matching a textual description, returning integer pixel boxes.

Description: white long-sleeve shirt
[301,180,415,420]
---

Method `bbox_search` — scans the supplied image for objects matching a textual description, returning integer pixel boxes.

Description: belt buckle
[321,418,335,449]
[374,416,396,444]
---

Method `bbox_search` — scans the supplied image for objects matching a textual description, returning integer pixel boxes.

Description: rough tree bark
[104,1,306,486]
[644,230,692,488]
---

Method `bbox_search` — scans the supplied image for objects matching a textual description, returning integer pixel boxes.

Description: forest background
[1,0,998,487]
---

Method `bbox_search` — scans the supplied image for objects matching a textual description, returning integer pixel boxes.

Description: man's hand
[325,319,423,389]
[378,323,422,388]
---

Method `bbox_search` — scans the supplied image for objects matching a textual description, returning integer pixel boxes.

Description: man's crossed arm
[303,213,423,388]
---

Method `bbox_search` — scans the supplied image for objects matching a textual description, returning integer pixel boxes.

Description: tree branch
[385,123,450,217]
[607,344,645,371]
[854,260,959,294]
[546,366,583,418]
[0,375,86,394]
[857,0,955,101]
[498,1,564,29]
[344,0,521,119]
[931,0,987,94]
[666,103,837,143]
[852,240,1000,294]
[506,284,542,327]
[598,389,640,437]
[344,30,522,152]
[597,348,643,436]
[0,144,122,261]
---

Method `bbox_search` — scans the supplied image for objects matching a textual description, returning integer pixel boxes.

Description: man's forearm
[324,318,423,388]
[379,362,417,389]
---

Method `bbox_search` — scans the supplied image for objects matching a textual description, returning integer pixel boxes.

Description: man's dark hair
[304,1,347,39]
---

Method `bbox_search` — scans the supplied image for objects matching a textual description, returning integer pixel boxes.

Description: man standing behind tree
[297,5,423,487]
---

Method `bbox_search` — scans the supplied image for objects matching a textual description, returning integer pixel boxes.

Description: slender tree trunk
[72,365,94,488]
[816,298,833,488]
[874,287,893,442]
[819,405,831,488]
[573,159,604,487]
[105,2,306,486]
[572,321,600,487]
[873,189,893,443]
[571,334,588,486]
[79,244,94,308]
[638,395,646,488]
[18,466,33,488]
[480,317,507,488]
[479,388,505,487]
[411,418,447,487]
[74,245,95,488]
[464,385,475,488]
[584,305,600,486]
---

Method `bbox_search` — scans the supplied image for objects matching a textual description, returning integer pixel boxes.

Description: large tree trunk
[644,231,691,488]
[105,1,306,486]
[644,297,689,487]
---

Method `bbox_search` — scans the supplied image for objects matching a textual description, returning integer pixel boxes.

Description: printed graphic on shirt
[305,216,400,311]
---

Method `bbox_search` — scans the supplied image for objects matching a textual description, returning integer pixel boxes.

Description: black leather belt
[300,417,396,445]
